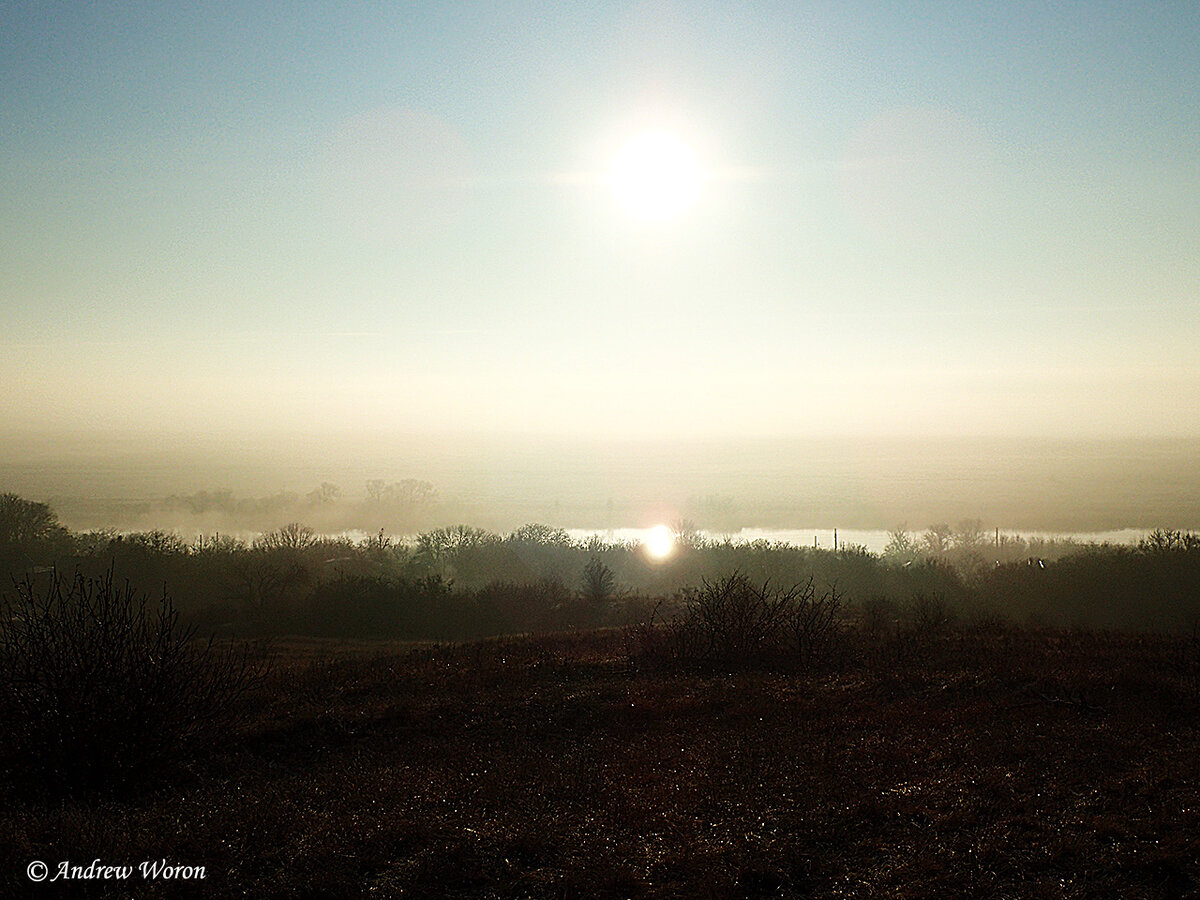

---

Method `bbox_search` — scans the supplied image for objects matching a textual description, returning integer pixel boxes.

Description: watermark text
[26,859,206,883]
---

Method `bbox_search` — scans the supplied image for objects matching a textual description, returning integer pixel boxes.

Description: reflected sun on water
[643,524,675,560]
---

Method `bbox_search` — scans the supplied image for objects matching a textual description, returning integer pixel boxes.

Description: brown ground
[3,626,1199,898]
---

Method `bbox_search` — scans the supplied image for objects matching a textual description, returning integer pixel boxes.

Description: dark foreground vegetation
[3,493,1200,896]
[3,493,1200,638]
[2,619,1200,897]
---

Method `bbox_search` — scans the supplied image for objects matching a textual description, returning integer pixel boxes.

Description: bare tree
[306,483,341,505]
[922,523,953,556]
[0,494,62,544]
[255,522,316,551]
[580,556,616,603]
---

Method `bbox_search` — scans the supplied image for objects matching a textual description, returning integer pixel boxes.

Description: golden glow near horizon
[3,6,1200,450]
[643,524,676,560]
[606,129,703,220]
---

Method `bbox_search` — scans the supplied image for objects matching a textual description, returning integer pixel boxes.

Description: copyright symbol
[27,860,48,882]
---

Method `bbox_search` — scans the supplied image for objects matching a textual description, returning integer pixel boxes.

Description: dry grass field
[3,622,1199,898]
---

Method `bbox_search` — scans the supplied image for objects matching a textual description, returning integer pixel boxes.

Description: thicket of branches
[632,572,843,671]
[0,568,266,797]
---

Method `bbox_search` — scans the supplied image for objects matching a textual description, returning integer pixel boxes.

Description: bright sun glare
[607,130,703,221]
[644,524,676,560]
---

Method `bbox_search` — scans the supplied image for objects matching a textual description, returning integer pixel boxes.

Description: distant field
[3,625,1198,897]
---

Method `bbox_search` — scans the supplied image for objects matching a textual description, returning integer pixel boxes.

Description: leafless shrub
[906,592,955,634]
[580,556,617,604]
[622,598,673,663]
[860,595,900,635]
[782,576,843,671]
[629,572,842,672]
[224,548,311,625]
[0,568,268,797]
[678,572,788,664]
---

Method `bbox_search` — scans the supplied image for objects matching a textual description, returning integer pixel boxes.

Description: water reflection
[564,527,1148,555]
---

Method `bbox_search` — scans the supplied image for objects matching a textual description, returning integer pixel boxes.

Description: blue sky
[3,1,1198,440]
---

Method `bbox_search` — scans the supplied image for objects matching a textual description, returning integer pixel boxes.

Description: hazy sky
[4,2,1199,441]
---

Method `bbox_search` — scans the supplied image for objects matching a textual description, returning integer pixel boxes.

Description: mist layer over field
[2,430,1196,536]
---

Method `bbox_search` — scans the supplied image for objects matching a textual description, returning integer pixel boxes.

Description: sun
[607,129,703,221]
[643,524,676,560]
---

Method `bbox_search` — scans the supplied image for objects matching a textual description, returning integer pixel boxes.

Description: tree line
[2,493,1199,638]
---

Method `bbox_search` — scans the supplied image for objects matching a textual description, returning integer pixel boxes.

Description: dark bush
[0,568,266,797]
[678,572,788,664]
[472,578,575,636]
[0,493,63,545]
[860,595,901,634]
[905,592,955,634]
[783,576,843,670]
[580,556,617,603]
[300,573,455,639]
[634,571,843,671]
